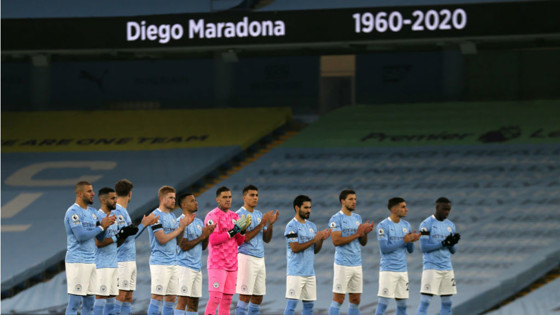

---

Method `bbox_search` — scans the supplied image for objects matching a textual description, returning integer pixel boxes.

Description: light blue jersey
[236,207,266,258]
[377,217,414,272]
[176,215,204,271]
[95,210,119,269]
[285,218,317,276]
[64,203,103,264]
[115,204,135,262]
[419,215,456,270]
[148,208,179,266]
[329,211,362,267]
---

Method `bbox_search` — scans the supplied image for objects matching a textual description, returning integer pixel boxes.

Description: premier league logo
[378,228,385,237]
[118,215,125,224]
[330,222,337,228]
[207,220,214,226]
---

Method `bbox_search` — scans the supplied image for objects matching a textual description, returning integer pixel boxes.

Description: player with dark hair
[93,187,126,315]
[64,181,116,315]
[204,186,251,315]
[175,193,215,315]
[328,190,374,315]
[374,197,421,315]
[416,197,460,315]
[235,185,279,315]
[284,195,331,315]
[113,179,158,315]
[147,186,192,315]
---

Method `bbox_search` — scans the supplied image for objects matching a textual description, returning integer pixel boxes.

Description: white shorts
[177,266,203,298]
[236,254,266,296]
[117,261,137,291]
[378,271,409,299]
[333,264,363,294]
[66,262,97,296]
[150,264,179,296]
[420,269,457,296]
[96,268,118,296]
[285,276,316,301]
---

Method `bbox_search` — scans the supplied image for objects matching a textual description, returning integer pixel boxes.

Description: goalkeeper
[417,197,461,315]
[204,186,252,315]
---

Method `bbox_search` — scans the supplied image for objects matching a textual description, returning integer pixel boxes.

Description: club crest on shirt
[207,220,214,226]
[355,220,360,226]
[92,213,97,220]
[232,219,237,225]
[257,218,261,224]
[447,227,452,232]
[402,227,408,233]
[309,228,314,233]
[197,224,202,230]
[330,222,337,228]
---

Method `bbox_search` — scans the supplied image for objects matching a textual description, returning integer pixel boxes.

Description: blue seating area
[487,276,560,315]
[4,143,559,314]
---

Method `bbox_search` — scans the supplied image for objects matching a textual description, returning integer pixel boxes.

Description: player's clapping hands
[268,210,279,225]
[357,220,375,236]
[179,213,195,229]
[315,228,332,242]
[202,223,216,238]
[101,214,117,229]
[403,231,421,243]
[141,213,159,226]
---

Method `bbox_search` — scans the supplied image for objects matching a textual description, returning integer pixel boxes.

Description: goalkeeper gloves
[227,214,252,237]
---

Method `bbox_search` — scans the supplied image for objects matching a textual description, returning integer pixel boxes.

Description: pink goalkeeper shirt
[205,207,245,271]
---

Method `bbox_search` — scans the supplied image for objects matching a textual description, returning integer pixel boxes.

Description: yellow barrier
[2,107,292,152]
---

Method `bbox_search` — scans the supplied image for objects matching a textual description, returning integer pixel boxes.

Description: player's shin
[417,294,432,315]
[440,296,452,315]
[248,302,260,315]
[329,301,341,315]
[66,294,82,315]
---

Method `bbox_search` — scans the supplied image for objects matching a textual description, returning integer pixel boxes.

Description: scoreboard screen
[2,1,559,51]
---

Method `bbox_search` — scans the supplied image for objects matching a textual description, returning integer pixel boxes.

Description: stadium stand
[3,102,559,314]
[2,0,244,18]
[487,275,560,315]
[0,107,291,298]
